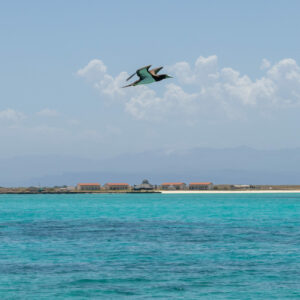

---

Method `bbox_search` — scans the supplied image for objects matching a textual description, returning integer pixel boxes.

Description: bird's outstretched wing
[126,65,152,81]
[136,65,152,80]
[150,66,163,75]
[126,72,136,81]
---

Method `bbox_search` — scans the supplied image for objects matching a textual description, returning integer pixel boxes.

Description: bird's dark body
[153,74,168,81]
[122,65,172,88]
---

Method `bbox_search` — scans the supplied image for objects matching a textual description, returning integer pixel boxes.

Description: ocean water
[0,193,300,299]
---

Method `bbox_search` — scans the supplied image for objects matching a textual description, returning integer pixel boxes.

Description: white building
[104,183,130,190]
[161,182,187,190]
[189,182,213,190]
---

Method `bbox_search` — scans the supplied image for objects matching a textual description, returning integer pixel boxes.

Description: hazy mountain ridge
[1,147,300,186]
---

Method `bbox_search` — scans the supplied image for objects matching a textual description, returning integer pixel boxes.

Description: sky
[1,0,300,160]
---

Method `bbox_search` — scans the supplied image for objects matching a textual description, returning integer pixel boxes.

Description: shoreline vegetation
[1,185,300,194]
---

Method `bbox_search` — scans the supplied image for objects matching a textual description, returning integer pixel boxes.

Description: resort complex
[76,180,214,192]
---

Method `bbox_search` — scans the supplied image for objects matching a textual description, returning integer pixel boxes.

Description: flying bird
[122,65,172,88]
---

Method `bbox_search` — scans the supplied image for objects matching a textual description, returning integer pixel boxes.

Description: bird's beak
[167,75,173,78]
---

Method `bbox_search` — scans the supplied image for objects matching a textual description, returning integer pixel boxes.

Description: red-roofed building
[76,183,101,191]
[104,183,130,190]
[189,182,213,190]
[160,182,187,190]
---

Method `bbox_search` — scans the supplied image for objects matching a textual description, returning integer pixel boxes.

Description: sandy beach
[161,190,300,194]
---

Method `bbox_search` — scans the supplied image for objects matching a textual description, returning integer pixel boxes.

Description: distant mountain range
[1,146,300,186]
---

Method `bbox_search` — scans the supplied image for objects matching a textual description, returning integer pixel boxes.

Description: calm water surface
[0,193,300,299]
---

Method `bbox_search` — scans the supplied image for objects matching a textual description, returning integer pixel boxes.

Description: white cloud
[94,71,128,98]
[168,55,218,85]
[266,58,300,105]
[78,56,300,121]
[77,59,107,81]
[260,58,271,70]
[0,109,26,122]
[124,84,198,121]
[77,59,128,98]
[37,108,60,117]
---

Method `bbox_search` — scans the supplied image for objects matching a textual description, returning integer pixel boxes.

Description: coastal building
[133,179,154,191]
[76,183,101,191]
[104,183,130,190]
[160,182,187,190]
[189,182,213,190]
[66,186,76,191]
[58,186,75,192]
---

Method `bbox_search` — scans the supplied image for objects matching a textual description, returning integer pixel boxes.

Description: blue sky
[1,1,300,158]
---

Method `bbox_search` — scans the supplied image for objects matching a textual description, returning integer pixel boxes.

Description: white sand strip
[160,190,300,194]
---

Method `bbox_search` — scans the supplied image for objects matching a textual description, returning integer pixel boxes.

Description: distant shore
[1,190,300,195]
[2,183,300,194]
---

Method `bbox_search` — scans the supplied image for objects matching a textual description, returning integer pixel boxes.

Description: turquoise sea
[0,193,300,299]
